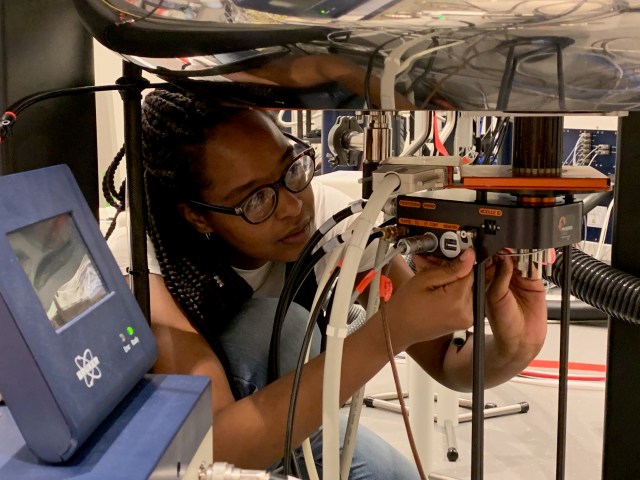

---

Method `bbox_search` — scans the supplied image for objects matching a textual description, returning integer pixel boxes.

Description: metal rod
[497,46,516,110]
[363,397,527,423]
[556,44,567,111]
[121,61,150,323]
[296,110,304,138]
[444,420,459,461]
[458,403,529,423]
[471,262,486,480]
[365,392,497,409]
[556,245,572,480]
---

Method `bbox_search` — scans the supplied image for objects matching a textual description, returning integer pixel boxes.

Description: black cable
[279,225,392,474]
[404,37,439,97]
[544,247,640,325]
[282,267,341,476]
[490,117,511,161]
[270,248,327,381]
[129,47,293,79]
[268,226,387,383]
[100,0,177,25]
[581,190,614,214]
[268,204,364,382]
[116,0,165,26]
[133,46,292,79]
[496,37,573,111]
[364,35,408,109]
[1,82,166,143]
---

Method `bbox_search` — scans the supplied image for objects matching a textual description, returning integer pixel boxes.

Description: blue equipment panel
[0,375,212,479]
[0,165,157,462]
[562,128,617,244]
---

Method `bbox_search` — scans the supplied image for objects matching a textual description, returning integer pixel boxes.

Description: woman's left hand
[484,251,548,363]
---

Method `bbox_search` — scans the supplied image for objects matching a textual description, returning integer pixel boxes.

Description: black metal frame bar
[119,61,150,322]
[602,111,640,479]
[556,244,572,480]
[471,261,486,480]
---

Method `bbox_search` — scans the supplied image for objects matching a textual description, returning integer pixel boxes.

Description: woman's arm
[147,255,475,469]
[224,53,416,110]
[385,250,548,392]
[148,273,400,468]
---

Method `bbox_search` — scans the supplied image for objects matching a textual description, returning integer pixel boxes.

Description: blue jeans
[218,298,420,480]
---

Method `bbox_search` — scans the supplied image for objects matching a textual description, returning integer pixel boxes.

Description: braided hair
[102,144,126,240]
[141,87,256,393]
[141,87,255,328]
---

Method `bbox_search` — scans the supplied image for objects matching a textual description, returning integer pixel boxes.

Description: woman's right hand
[383,248,476,350]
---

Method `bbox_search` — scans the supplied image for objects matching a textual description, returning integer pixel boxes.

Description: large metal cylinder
[363,112,391,164]
[512,117,563,177]
[362,112,391,198]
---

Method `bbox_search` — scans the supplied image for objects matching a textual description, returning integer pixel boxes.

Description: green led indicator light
[127,326,134,335]
[320,9,327,14]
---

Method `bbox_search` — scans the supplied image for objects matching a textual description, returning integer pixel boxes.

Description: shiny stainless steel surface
[98,0,640,111]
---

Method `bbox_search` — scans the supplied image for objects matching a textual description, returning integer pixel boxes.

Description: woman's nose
[274,187,303,219]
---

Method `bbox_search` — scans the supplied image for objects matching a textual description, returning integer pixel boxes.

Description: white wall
[93,41,126,209]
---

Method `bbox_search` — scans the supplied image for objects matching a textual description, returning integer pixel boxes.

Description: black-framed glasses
[189,132,315,225]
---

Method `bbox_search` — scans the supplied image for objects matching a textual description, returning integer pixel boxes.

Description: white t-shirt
[107,180,379,297]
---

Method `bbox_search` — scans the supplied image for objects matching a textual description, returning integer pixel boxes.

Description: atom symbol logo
[75,349,102,388]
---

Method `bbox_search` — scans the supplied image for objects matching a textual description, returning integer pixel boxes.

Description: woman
[108,87,547,479]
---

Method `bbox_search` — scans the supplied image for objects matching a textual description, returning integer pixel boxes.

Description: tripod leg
[444,419,459,462]
[436,385,459,462]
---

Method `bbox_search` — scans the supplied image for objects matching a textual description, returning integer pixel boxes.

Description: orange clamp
[379,275,393,302]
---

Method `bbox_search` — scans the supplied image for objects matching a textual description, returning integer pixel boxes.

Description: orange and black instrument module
[396,117,611,274]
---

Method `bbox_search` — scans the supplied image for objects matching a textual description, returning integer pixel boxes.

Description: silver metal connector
[396,233,438,255]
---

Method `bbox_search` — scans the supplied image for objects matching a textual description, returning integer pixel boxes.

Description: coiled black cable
[268,202,365,382]
[544,247,640,324]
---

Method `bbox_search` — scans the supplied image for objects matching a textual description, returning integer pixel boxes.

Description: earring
[205,232,212,241]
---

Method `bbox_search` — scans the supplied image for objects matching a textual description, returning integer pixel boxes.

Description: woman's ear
[177,202,213,234]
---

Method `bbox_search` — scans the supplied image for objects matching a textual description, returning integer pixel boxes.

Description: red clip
[355,270,377,294]
[379,275,393,302]
[433,112,449,156]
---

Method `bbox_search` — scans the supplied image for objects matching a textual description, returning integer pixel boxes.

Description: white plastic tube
[322,173,401,479]
[302,244,346,480]
[340,238,390,479]
[400,110,431,157]
[438,111,457,147]
[380,39,465,109]
[595,198,614,261]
